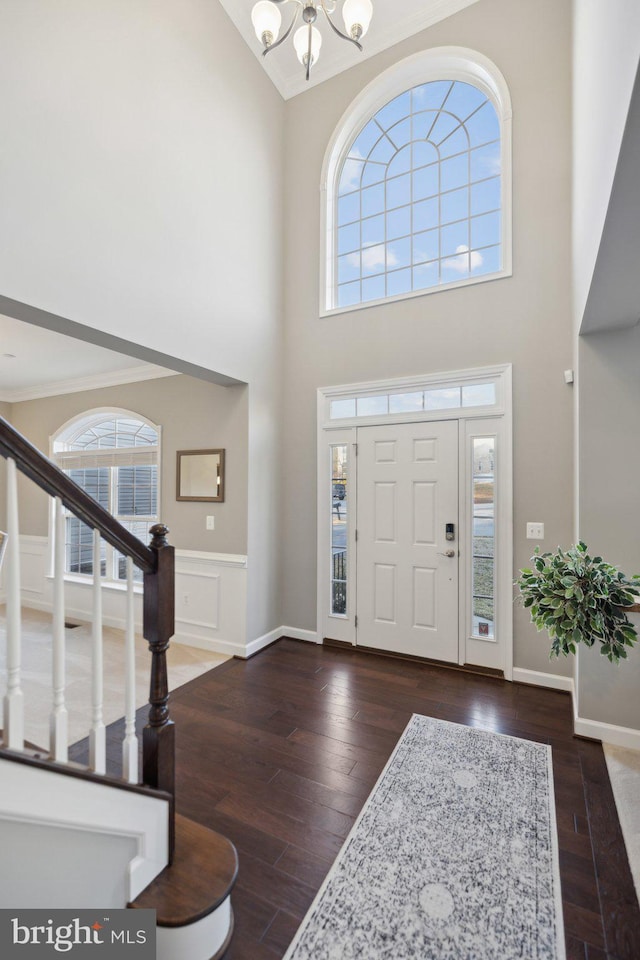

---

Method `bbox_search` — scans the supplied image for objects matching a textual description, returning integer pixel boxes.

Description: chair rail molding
[16,537,249,658]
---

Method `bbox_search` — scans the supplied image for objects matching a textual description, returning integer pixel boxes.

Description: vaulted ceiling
[0,1,480,394]
[218,0,480,99]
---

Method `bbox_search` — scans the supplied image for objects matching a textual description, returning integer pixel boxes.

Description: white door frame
[317,364,513,679]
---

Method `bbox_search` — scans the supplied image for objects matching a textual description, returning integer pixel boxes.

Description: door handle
[438,549,456,558]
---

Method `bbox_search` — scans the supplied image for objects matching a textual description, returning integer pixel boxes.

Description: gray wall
[0,0,285,642]
[578,327,640,728]
[572,0,640,330]
[280,0,574,674]
[573,0,640,730]
[7,375,248,554]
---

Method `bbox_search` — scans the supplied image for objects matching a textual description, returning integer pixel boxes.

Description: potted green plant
[516,542,640,663]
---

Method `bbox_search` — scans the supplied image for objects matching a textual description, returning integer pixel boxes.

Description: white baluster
[89,529,106,774]
[3,458,24,750]
[50,496,68,761]
[122,557,138,783]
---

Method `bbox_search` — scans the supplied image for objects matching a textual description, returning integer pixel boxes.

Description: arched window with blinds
[52,410,160,583]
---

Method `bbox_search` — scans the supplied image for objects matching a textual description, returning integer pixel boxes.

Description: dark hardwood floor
[77,638,640,959]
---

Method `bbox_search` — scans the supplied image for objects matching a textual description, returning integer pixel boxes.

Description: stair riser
[157,900,233,960]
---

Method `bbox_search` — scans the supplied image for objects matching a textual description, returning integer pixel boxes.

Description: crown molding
[0,365,180,404]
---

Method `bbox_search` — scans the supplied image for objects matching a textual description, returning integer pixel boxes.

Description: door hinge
[355,529,358,541]
[354,443,358,456]
[355,615,358,628]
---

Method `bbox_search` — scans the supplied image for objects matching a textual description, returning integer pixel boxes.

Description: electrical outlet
[183,593,190,606]
[206,515,215,531]
[526,522,545,540]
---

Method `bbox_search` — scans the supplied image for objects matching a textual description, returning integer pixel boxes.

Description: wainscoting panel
[15,537,248,658]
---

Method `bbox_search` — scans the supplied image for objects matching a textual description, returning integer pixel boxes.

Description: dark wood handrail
[0,415,155,572]
[1,415,176,860]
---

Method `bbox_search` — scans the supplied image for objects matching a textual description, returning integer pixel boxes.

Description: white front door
[356,420,459,662]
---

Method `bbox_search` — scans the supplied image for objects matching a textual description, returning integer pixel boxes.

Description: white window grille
[322,47,512,315]
[52,411,160,584]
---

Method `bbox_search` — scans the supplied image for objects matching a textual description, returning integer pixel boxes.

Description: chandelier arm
[262,3,302,57]
[306,24,312,81]
[319,0,363,51]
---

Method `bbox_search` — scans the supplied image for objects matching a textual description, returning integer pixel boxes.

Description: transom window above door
[321,48,512,315]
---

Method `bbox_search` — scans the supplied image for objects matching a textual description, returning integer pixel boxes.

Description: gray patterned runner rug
[283,714,566,960]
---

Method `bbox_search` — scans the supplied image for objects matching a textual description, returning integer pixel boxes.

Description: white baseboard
[243,624,321,659]
[280,626,321,644]
[244,626,283,659]
[171,628,245,659]
[573,701,640,750]
[512,667,574,693]
[511,668,640,748]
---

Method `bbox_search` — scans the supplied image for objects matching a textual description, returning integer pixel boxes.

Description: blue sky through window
[336,80,502,308]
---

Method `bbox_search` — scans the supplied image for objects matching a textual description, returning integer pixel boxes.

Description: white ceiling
[218,0,480,99]
[0,315,175,403]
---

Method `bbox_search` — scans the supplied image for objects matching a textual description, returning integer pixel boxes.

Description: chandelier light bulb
[254,0,372,80]
[342,0,373,40]
[293,25,323,67]
[251,1,282,47]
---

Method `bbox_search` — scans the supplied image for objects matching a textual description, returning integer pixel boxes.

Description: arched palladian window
[52,409,160,583]
[321,47,512,314]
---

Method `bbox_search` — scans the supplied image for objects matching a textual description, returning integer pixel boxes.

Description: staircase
[0,416,237,959]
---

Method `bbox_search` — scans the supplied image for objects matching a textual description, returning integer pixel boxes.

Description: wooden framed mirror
[176,449,225,502]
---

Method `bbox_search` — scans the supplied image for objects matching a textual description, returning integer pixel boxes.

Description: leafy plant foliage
[516,542,640,663]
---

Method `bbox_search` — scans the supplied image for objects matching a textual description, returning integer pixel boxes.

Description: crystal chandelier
[251,1,374,81]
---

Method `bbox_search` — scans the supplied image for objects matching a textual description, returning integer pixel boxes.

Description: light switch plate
[526,522,544,540]
[206,515,215,531]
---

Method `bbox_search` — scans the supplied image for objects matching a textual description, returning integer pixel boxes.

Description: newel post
[142,524,176,812]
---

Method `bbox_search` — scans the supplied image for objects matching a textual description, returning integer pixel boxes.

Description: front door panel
[356,420,459,662]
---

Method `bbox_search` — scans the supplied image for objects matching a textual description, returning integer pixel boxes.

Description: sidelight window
[471,437,495,639]
[330,445,348,616]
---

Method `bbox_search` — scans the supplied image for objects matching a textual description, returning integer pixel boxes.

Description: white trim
[320,46,513,316]
[573,710,640,751]
[317,427,357,645]
[176,549,247,569]
[52,573,144,595]
[0,760,169,902]
[281,626,322,644]
[245,626,283,659]
[320,364,510,427]
[244,625,321,660]
[0,366,179,404]
[510,669,640,748]
[171,628,245,658]
[322,271,513,319]
[17,538,249,658]
[48,407,162,586]
[512,667,575,694]
[156,897,232,960]
[461,415,512,677]
[317,365,513,676]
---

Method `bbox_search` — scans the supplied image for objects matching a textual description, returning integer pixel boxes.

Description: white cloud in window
[348,244,399,271]
[443,245,483,273]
